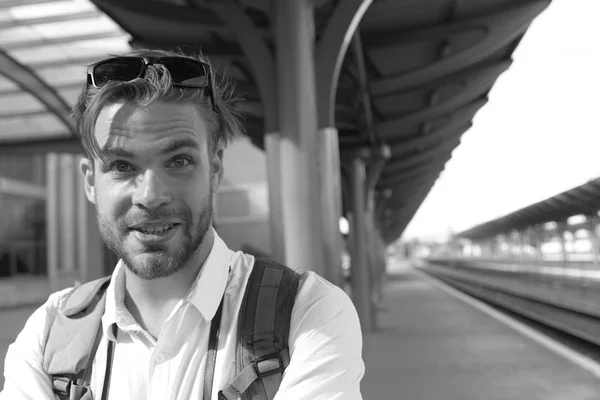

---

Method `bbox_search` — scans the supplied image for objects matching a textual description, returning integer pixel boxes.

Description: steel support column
[314,0,372,285]
[350,156,372,332]
[586,215,600,265]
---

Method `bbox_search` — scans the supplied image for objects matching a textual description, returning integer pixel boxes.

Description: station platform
[361,261,600,400]
[3,263,600,398]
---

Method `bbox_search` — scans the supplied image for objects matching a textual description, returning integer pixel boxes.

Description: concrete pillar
[490,236,499,259]
[75,155,105,282]
[518,231,527,261]
[317,127,344,286]
[557,221,568,263]
[211,1,372,285]
[586,215,600,265]
[59,154,77,275]
[350,156,372,332]
[265,0,325,275]
[533,225,544,261]
[46,153,60,292]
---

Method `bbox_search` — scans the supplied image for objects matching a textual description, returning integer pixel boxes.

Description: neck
[123,228,215,335]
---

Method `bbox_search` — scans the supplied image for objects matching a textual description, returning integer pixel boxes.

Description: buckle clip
[255,352,284,378]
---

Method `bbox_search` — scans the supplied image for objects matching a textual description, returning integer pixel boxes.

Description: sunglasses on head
[87,56,215,110]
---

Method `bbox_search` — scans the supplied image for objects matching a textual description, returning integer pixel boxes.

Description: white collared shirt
[1,231,364,399]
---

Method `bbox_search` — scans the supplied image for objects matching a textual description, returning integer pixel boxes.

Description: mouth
[129,223,181,241]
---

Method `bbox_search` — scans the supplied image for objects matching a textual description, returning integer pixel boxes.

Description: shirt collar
[186,230,232,321]
[102,228,233,341]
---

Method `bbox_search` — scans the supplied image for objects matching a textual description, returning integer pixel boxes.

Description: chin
[124,251,185,280]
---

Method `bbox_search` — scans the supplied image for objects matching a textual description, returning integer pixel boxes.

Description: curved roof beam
[388,118,472,158]
[389,124,468,161]
[315,0,373,128]
[206,1,278,131]
[380,97,486,142]
[377,60,509,136]
[381,153,452,187]
[0,49,75,136]
[381,137,459,178]
[370,0,550,96]
[129,38,244,58]
[94,0,225,31]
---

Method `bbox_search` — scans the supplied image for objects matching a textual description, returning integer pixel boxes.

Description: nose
[132,169,172,210]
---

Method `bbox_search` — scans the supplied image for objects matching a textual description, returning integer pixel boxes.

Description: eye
[108,161,135,173]
[168,155,193,168]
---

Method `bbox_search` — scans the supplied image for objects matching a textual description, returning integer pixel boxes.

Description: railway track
[420,264,600,348]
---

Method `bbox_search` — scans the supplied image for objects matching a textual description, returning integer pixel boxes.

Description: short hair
[72,48,245,163]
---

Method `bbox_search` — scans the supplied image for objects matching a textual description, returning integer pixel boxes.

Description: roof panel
[0,25,42,47]
[37,63,87,86]
[0,0,131,143]
[11,37,130,67]
[0,0,95,20]
[0,91,46,115]
[0,0,552,245]
[0,15,120,48]
[0,113,67,139]
[458,178,600,239]
[57,87,83,105]
[0,75,18,92]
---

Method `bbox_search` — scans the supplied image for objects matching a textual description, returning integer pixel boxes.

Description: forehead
[93,101,210,151]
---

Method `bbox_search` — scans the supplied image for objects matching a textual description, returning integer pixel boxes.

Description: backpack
[42,258,302,400]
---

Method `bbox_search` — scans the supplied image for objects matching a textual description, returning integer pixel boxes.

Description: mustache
[119,209,190,228]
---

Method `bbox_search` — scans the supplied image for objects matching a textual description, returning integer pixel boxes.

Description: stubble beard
[96,191,214,280]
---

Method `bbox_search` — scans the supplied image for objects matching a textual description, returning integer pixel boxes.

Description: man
[0,49,364,399]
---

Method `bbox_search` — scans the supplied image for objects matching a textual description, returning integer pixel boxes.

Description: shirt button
[155,355,164,364]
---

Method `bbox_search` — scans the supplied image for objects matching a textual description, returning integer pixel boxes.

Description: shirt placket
[147,304,185,400]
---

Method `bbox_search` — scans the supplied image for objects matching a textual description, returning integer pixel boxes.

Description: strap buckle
[52,376,72,395]
[255,352,284,378]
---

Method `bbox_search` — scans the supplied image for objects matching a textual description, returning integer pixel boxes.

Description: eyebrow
[100,138,202,159]
[158,138,202,155]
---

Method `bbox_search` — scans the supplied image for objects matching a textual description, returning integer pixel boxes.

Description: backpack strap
[219,258,302,400]
[44,276,111,400]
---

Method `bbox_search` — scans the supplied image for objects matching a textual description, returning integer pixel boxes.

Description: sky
[402,0,600,241]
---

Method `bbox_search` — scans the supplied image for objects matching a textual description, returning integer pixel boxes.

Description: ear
[80,157,96,204]
[210,148,224,193]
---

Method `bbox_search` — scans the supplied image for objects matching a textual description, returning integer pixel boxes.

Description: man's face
[80,101,223,280]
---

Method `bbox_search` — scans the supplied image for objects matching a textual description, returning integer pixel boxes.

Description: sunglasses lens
[93,58,144,86]
[161,58,208,87]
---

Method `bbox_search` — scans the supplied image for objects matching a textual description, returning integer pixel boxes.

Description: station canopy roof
[0,0,551,244]
[458,178,600,240]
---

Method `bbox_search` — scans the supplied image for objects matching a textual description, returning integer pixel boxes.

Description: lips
[129,221,182,240]
[129,222,181,244]
[134,223,177,234]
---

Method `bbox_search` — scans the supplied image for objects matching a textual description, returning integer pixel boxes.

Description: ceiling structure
[0,0,551,244]
[458,178,600,240]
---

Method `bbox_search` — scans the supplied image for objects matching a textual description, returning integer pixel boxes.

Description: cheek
[94,181,128,218]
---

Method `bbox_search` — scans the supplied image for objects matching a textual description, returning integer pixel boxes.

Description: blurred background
[1,0,600,398]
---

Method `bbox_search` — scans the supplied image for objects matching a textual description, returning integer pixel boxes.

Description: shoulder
[292,271,361,337]
[295,272,355,312]
[4,285,76,368]
[23,286,76,343]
